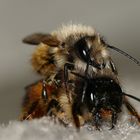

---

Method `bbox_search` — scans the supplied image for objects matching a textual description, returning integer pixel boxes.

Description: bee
[70,70,140,130]
[21,24,140,129]
[22,24,140,90]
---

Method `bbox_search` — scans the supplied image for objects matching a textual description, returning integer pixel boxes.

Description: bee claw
[109,124,115,130]
[95,125,101,131]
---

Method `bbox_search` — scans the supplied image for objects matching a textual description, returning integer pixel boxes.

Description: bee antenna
[107,45,140,67]
[123,92,140,102]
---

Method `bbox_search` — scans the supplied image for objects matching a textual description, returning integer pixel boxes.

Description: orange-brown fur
[31,43,57,79]
[20,80,57,120]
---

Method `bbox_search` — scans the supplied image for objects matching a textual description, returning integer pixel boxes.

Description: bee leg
[73,114,80,130]
[22,101,39,120]
[85,61,90,76]
[93,110,101,130]
[72,102,80,130]
[109,59,118,75]
[124,98,140,123]
[46,99,70,127]
[23,114,33,120]
[46,99,59,116]
[64,63,74,89]
[64,63,74,102]
[42,80,48,102]
[110,110,117,129]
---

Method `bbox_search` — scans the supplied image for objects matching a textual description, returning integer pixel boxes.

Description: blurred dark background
[0,0,140,123]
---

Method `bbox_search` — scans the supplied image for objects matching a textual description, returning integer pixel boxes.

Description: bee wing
[23,33,60,47]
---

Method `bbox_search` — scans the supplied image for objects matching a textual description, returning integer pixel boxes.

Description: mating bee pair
[20,24,140,130]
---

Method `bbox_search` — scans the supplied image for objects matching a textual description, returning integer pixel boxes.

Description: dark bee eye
[75,36,102,69]
[75,37,91,63]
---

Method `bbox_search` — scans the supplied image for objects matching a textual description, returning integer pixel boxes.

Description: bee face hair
[51,24,111,76]
[52,24,96,43]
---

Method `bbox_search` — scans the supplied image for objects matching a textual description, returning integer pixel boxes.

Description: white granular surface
[0,115,140,140]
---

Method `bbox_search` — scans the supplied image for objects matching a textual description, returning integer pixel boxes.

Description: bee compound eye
[81,48,90,62]
[75,38,91,63]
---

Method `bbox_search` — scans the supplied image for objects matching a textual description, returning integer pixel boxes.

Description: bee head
[74,76,123,113]
[86,77,123,111]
